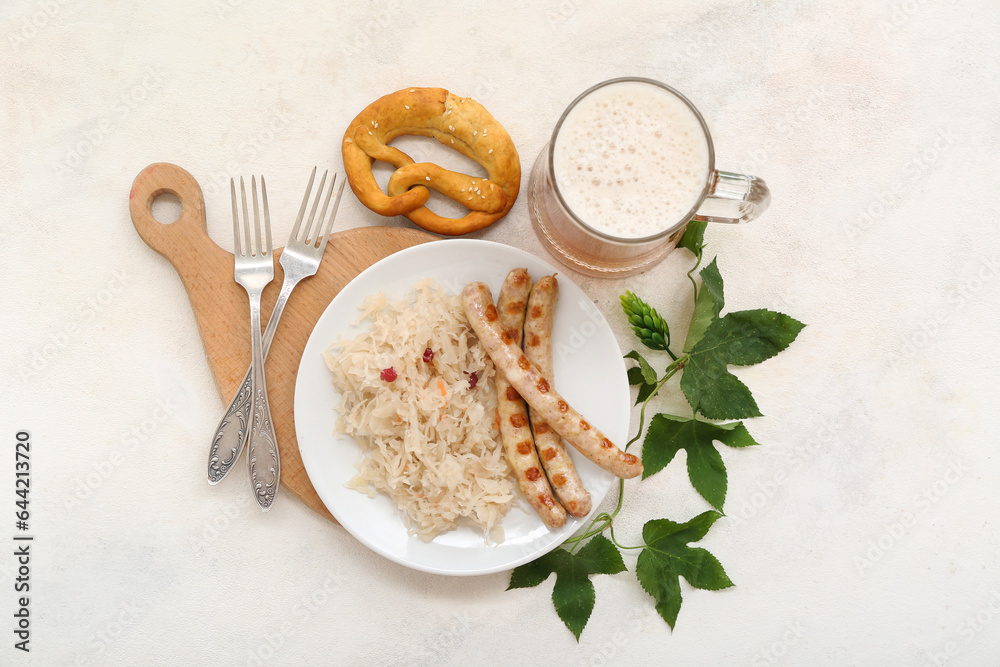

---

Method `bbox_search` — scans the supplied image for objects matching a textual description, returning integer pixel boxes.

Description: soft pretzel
[342,87,521,236]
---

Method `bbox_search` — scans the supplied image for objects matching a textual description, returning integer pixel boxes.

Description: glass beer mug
[528,77,771,277]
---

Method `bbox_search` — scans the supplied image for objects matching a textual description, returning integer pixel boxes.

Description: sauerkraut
[323,279,514,542]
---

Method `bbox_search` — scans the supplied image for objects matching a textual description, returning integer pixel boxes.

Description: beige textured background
[3,0,999,664]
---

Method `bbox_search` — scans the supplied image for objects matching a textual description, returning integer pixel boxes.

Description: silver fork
[208,169,346,501]
[229,175,280,511]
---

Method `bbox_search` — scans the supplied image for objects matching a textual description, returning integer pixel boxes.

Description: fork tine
[290,167,317,242]
[251,176,262,257]
[301,170,328,244]
[230,178,241,256]
[315,175,347,253]
[260,176,272,254]
[312,172,336,248]
[239,177,251,257]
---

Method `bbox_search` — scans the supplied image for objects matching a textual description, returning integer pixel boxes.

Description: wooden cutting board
[129,162,437,523]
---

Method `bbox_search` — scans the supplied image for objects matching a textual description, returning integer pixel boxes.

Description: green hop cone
[621,291,670,351]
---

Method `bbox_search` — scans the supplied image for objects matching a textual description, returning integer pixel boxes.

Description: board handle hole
[151,192,182,224]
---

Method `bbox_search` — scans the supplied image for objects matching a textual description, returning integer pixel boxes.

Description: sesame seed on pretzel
[342,87,521,236]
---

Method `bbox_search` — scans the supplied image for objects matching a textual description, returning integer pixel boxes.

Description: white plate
[294,239,630,576]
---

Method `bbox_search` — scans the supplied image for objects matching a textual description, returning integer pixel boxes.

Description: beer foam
[552,81,710,239]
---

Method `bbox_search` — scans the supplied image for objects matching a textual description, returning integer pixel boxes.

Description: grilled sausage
[524,276,593,517]
[463,281,642,479]
[494,270,566,528]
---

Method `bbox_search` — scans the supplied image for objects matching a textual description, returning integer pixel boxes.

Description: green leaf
[681,309,805,420]
[682,364,760,420]
[621,292,670,351]
[624,350,657,385]
[641,414,759,510]
[635,512,733,630]
[625,350,661,405]
[635,381,659,405]
[508,552,558,590]
[683,257,725,353]
[576,534,627,576]
[507,535,626,640]
[678,220,708,257]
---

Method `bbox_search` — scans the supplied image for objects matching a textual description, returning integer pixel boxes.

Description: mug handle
[691,171,771,224]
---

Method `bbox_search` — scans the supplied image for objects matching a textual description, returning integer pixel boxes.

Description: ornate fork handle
[207,372,253,483]
[246,292,280,510]
[208,279,294,484]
